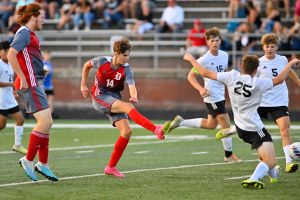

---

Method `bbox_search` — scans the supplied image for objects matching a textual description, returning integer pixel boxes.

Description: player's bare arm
[272,59,299,86]
[7,47,28,90]
[0,82,14,87]
[183,53,217,80]
[187,69,209,98]
[80,61,92,98]
[288,69,300,87]
[128,84,138,103]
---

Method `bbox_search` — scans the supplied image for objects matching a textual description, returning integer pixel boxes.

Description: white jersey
[217,70,273,131]
[257,54,288,107]
[0,59,18,109]
[194,50,228,103]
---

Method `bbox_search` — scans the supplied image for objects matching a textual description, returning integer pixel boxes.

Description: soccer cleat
[154,121,170,140]
[224,153,242,163]
[104,165,125,178]
[19,156,38,181]
[167,115,184,133]
[269,165,281,183]
[12,144,28,154]
[35,163,59,181]
[215,127,236,140]
[285,163,299,173]
[241,179,265,189]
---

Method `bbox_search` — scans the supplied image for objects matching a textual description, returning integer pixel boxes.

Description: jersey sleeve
[10,29,30,52]
[256,78,273,92]
[125,65,135,85]
[90,56,108,69]
[217,71,234,85]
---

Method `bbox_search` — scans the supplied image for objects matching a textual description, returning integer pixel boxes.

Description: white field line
[76,150,94,154]
[134,151,151,154]
[191,152,208,155]
[0,140,180,155]
[5,123,300,129]
[0,158,263,188]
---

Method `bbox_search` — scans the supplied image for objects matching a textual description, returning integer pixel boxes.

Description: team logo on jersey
[115,72,122,80]
[263,66,267,69]
[211,62,214,65]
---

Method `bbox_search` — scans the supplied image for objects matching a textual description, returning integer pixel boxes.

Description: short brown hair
[241,55,259,75]
[261,33,279,46]
[113,38,132,54]
[205,27,221,40]
[17,3,42,25]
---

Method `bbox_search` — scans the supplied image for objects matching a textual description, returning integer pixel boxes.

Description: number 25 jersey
[217,70,273,131]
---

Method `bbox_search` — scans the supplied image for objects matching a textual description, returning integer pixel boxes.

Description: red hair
[17,2,42,25]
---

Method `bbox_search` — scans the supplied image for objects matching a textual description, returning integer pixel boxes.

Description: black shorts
[205,100,227,118]
[45,89,54,96]
[236,125,273,150]
[257,106,289,121]
[0,106,20,117]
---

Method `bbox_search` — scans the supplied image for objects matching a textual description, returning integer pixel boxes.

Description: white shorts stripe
[22,48,36,87]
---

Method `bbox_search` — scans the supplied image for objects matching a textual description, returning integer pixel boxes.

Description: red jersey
[90,56,135,98]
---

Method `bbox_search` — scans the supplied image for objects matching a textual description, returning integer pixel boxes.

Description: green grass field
[0,120,300,200]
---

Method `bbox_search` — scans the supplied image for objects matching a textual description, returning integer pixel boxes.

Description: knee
[120,127,132,139]
[280,127,290,138]
[16,117,24,126]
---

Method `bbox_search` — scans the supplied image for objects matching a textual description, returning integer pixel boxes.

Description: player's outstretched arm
[273,59,299,86]
[288,69,300,87]
[80,61,92,98]
[183,53,217,80]
[128,84,138,103]
[187,70,209,98]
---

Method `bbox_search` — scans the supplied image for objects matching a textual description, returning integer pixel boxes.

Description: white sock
[283,145,293,164]
[250,162,269,181]
[227,125,236,134]
[180,118,202,128]
[221,137,232,152]
[14,126,24,146]
[268,167,279,179]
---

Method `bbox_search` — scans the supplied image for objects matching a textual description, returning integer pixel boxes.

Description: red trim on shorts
[31,87,42,111]
[93,96,111,108]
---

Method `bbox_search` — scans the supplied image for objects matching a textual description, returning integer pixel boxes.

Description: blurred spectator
[0,0,14,33]
[16,0,35,9]
[289,22,300,59]
[294,0,300,24]
[56,0,76,30]
[132,0,154,37]
[227,0,247,33]
[73,0,95,31]
[92,0,106,19]
[233,22,257,53]
[185,19,207,58]
[129,0,156,19]
[103,0,125,29]
[156,0,184,33]
[259,0,280,33]
[245,0,261,30]
[272,21,291,57]
[42,50,58,118]
[44,0,62,19]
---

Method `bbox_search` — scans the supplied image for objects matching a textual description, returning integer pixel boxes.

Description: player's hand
[199,88,209,98]
[183,53,194,62]
[129,97,138,103]
[20,79,28,91]
[13,90,19,98]
[81,84,90,98]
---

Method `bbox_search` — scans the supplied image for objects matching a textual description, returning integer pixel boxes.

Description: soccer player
[7,3,58,182]
[183,52,299,189]
[0,40,27,154]
[167,27,241,163]
[257,33,299,173]
[80,37,169,178]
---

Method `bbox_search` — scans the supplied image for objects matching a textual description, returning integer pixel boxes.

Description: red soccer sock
[26,130,44,161]
[38,135,50,164]
[108,136,129,167]
[128,108,156,132]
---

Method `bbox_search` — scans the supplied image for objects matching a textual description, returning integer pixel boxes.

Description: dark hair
[0,41,11,50]
[113,38,132,54]
[17,2,42,25]
[241,55,259,74]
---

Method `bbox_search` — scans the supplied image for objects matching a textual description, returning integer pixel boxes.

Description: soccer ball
[289,142,300,161]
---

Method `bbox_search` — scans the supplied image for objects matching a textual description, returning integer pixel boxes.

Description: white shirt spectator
[161,5,184,26]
